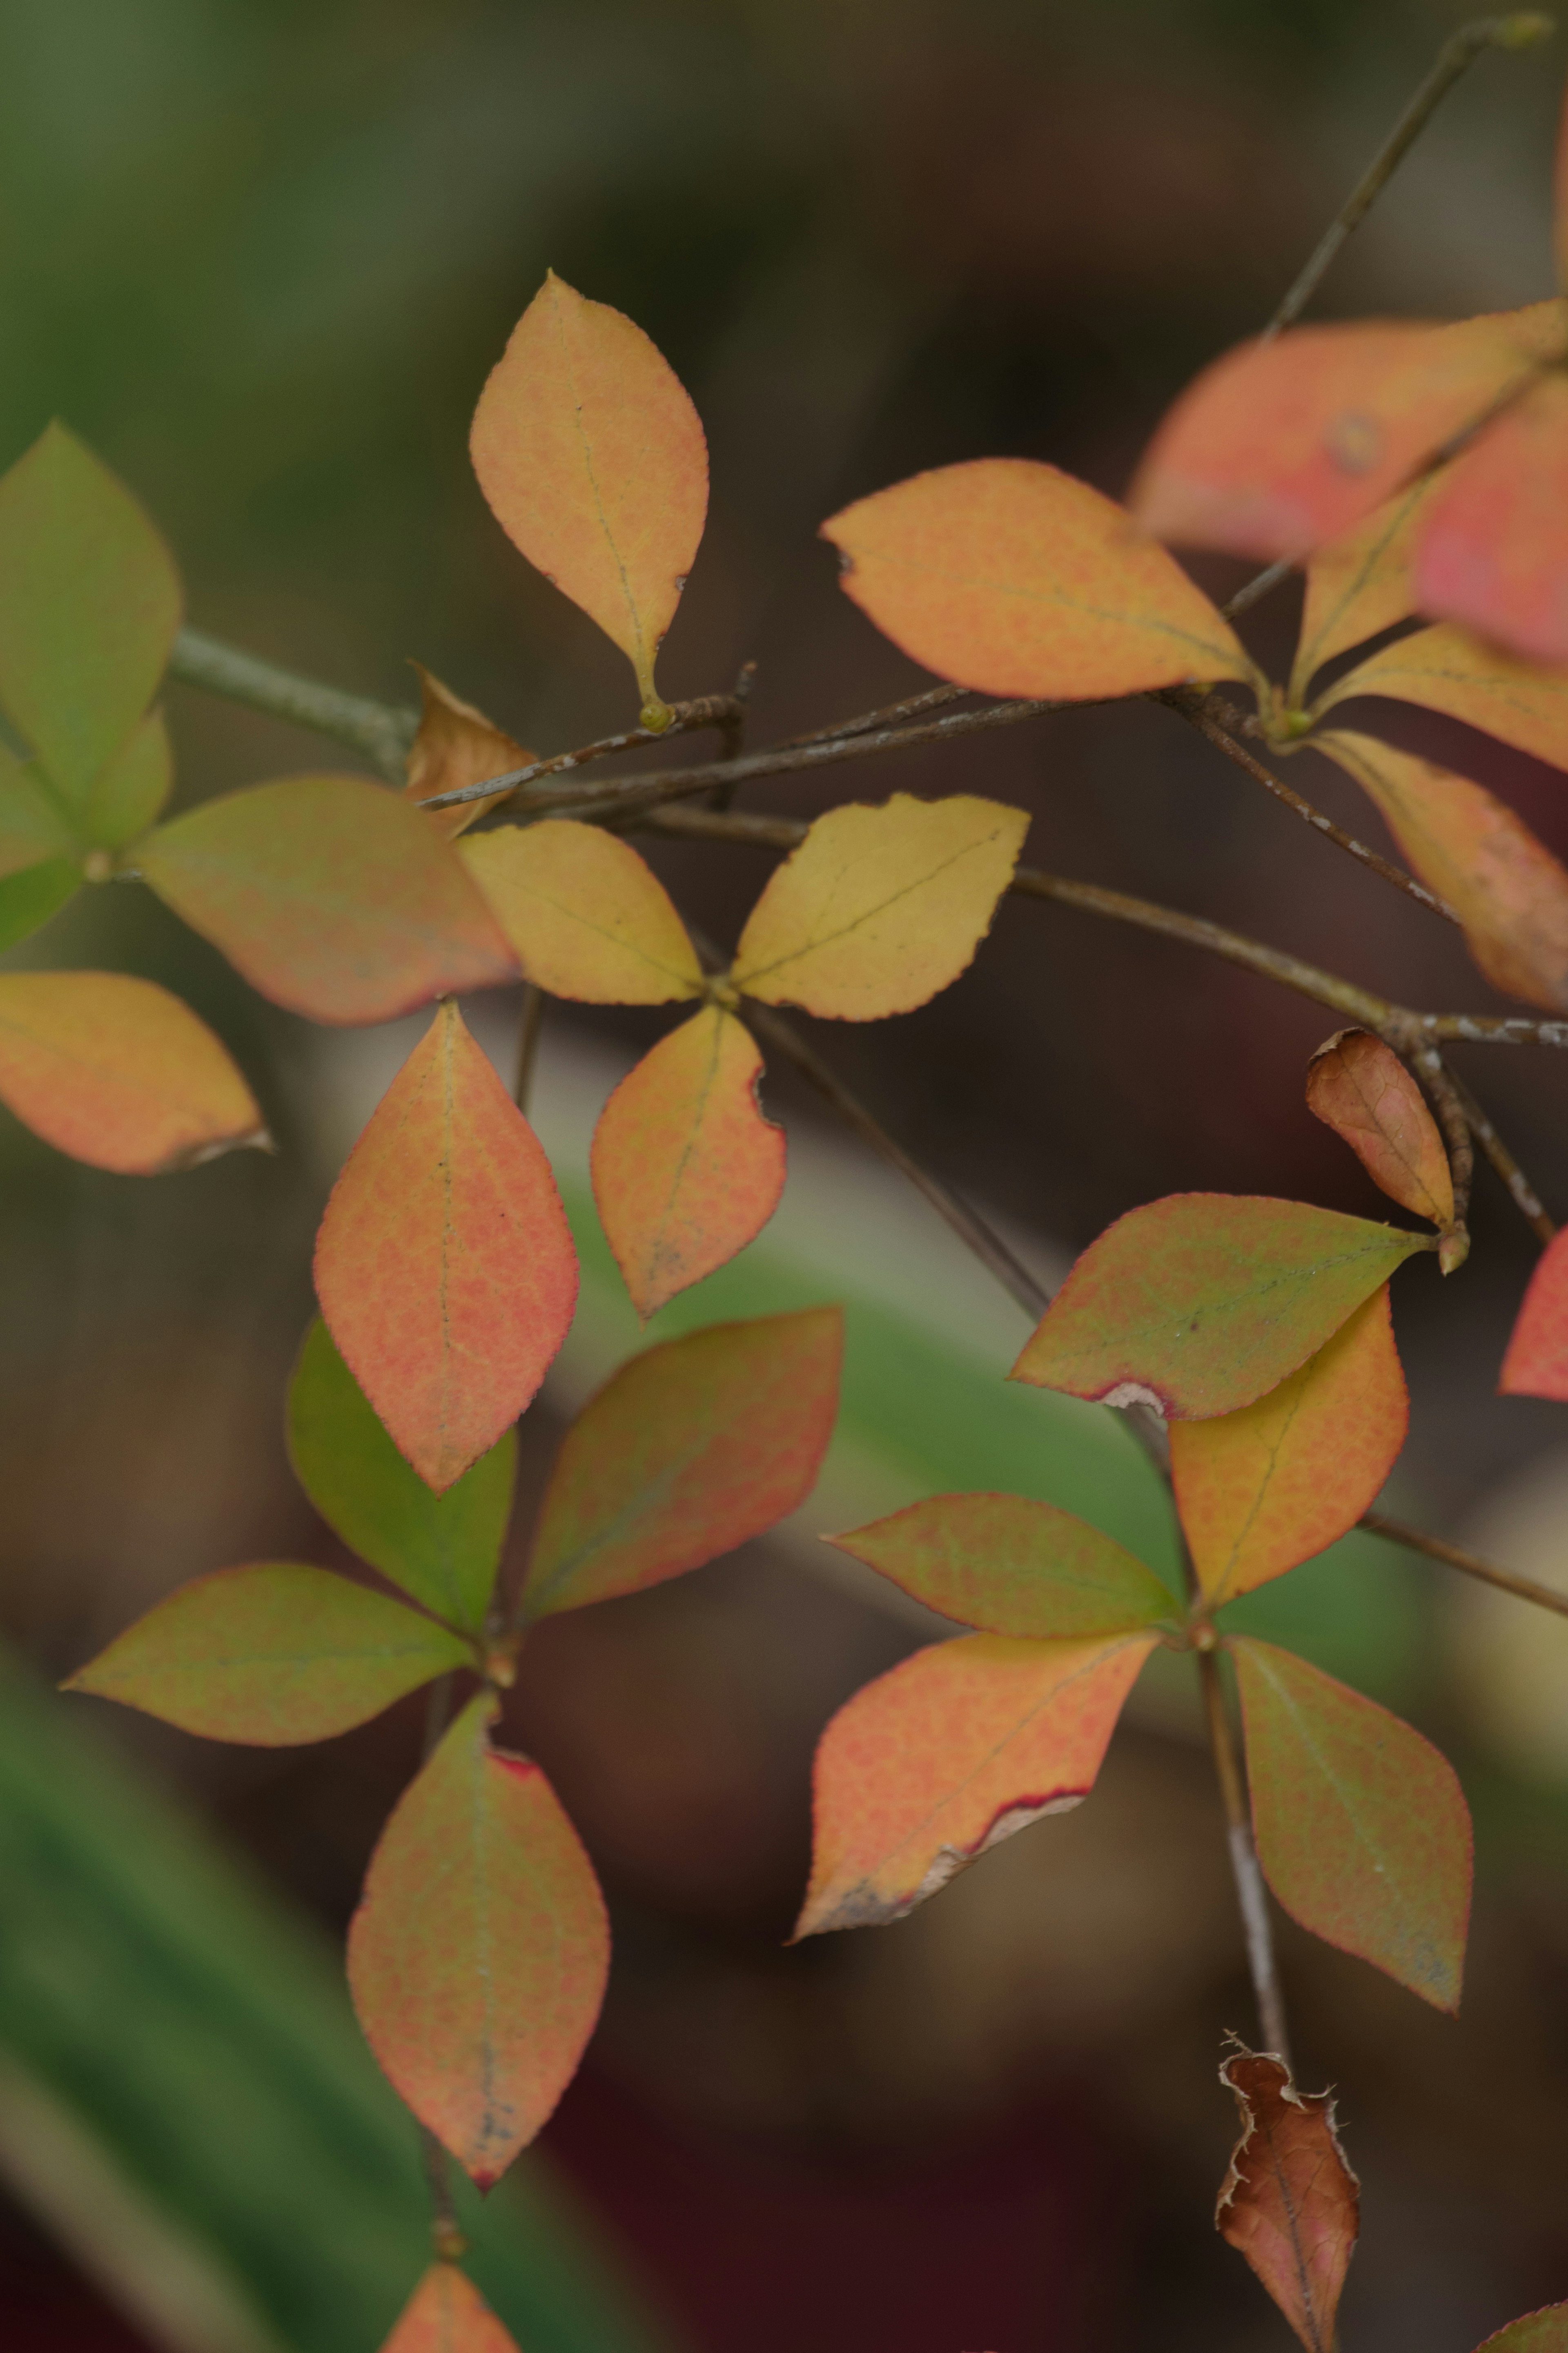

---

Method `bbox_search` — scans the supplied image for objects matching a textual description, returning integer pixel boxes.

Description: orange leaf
[0,971,266,1173]
[795,1630,1156,1936]
[1170,1289,1407,1606]
[314,1001,578,1492]
[1315,622,1568,775]
[1234,1636,1472,2011]
[347,1696,608,2187]
[469,272,708,723]
[462,820,703,1003]
[1499,1227,1568,1401]
[1414,370,1568,668]
[1475,2305,1568,2353]
[1292,474,1440,698]
[139,776,517,1026]
[1317,730,1568,1013]
[826,1492,1172,1637]
[523,1309,841,1618]
[731,792,1028,1018]
[822,458,1253,701]
[590,1004,784,1319]
[380,2266,520,2353]
[404,665,531,838]
[1131,312,1553,563]
[1305,1029,1453,1224]
[1216,2043,1359,2353]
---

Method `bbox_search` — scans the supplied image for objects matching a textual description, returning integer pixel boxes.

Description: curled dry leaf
[795,1630,1156,1937]
[379,2266,521,2353]
[590,1004,784,1320]
[1414,370,1568,669]
[0,971,267,1173]
[1011,1193,1428,1421]
[140,776,517,1026]
[470,271,708,722]
[1318,732,1568,1014]
[462,819,703,1004]
[826,1492,1172,1638]
[1314,624,1568,776]
[405,665,531,837]
[1216,2041,1359,2353]
[1499,1226,1568,1401]
[1234,1636,1472,2011]
[1305,1028,1453,1225]
[1170,1289,1407,1607]
[347,1696,608,2187]
[523,1308,841,1619]
[62,1564,471,1744]
[314,1001,578,1492]
[731,792,1029,1019]
[822,457,1253,701]
[1473,2304,1568,2353]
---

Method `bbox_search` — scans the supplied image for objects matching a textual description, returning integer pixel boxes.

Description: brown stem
[775,682,973,748]
[1408,1045,1474,1267]
[1361,1509,1568,1621]
[513,984,545,1115]
[706,661,757,809]
[1199,1646,1292,2068]
[1443,1065,1556,1245]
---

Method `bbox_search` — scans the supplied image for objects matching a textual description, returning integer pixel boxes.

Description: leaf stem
[1199,1646,1293,2068]
[167,627,419,783]
[1445,1065,1556,1244]
[1361,1508,1568,1620]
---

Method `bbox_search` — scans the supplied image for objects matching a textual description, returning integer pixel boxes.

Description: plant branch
[1408,1044,1474,1265]
[1262,13,1554,342]
[1444,1064,1556,1244]
[1200,1646,1292,2066]
[775,682,973,748]
[1361,1509,1568,1621]
[168,627,420,783]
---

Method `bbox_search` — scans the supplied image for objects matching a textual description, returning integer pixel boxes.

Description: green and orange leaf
[826,1492,1172,1637]
[1233,1636,1472,2011]
[462,820,702,1004]
[523,1308,841,1619]
[405,665,530,838]
[1305,1029,1453,1224]
[314,1001,578,1492]
[823,458,1253,701]
[1414,370,1568,669]
[347,1696,608,2187]
[1216,2043,1359,2353]
[379,2267,521,2353]
[63,1564,471,1744]
[1474,2307,1568,2353]
[590,1005,784,1319]
[1313,626,1568,777]
[795,1630,1156,1936]
[1292,475,1440,699]
[1499,1227,1568,1401]
[730,792,1028,1018]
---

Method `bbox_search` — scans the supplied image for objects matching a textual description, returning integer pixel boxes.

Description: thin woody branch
[1199,1646,1292,2066]
[1362,1509,1568,1621]
[1445,1064,1556,1245]
[168,626,419,783]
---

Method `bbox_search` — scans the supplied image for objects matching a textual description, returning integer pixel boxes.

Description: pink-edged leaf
[139,776,517,1025]
[314,1001,578,1493]
[1216,2042,1359,2353]
[404,664,531,838]
[347,1695,608,2187]
[1475,2306,1568,2353]
[1011,1193,1428,1420]
[0,971,267,1173]
[795,1630,1156,1936]
[1234,1635,1472,2011]
[1305,1029,1453,1225]
[1414,370,1568,668]
[62,1565,471,1744]
[379,2266,521,2353]
[590,1004,784,1320]
[826,1492,1172,1637]
[522,1308,842,1619]
[1499,1226,1568,1401]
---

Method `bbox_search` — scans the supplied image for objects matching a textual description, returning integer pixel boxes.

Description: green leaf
[521,1309,842,1619]
[1012,1193,1429,1420]
[828,1492,1172,1637]
[63,1563,473,1744]
[0,856,80,951]
[1232,1635,1471,2012]
[287,1318,516,1634]
[81,706,172,847]
[0,424,180,803]
[1474,2307,1568,2353]
[0,742,74,872]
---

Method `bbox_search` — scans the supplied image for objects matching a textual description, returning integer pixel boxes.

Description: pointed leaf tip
[405,665,532,838]
[379,2265,522,2353]
[1216,2043,1359,2353]
[1305,1030,1452,1226]
[829,1492,1172,1638]
[1473,2303,1568,2353]
[1499,1226,1568,1402]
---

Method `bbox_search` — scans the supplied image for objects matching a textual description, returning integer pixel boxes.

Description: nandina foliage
[1215,2043,1359,2353]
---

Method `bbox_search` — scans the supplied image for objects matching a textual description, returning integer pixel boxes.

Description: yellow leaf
[1292,475,1440,701]
[730,792,1028,1019]
[404,665,530,838]
[1313,622,1568,775]
[461,820,703,1004]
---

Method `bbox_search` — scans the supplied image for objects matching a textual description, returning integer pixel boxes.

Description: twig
[1200,1646,1292,2067]
[168,627,419,783]
[1445,1064,1556,1244]
[1220,555,1296,624]
[513,985,545,1115]
[1408,1044,1475,1267]
[706,661,757,811]
[1361,1509,1568,1621]
[775,682,973,748]
[1263,14,1554,341]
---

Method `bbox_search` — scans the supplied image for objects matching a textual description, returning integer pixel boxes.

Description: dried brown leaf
[1216,2041,1359,2353]
[405,665,530,838]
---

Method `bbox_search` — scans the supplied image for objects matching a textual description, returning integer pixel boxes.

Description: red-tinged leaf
[462,820,702,1004]
[730,793,1028,1018]
[795,1630,1157,1936]
[405,665,530,838]
[826,1493,1172,1637]
[380,2266,521,2353]
[522,1308,841,1619]
[590,1004,784,1319]
[0,423,181,804]
[1171,1289,1407,1606]
[1315,622,1568,776]
[0,972,267,1173]
[1233,1636,1472,2010]
[1414,370,1568,667]
[1216,2042,1359,2353]
[1318,730,1568,1013]
[314,1001,578,1493]
[1292,474,1441,697]
[62,1564,472,1744]
[1475,2304,1568,2353]
[470,272,707,723]
[138,776,517,1026]
[1305,1028,1453,1224]
[347,1696,608,2186]
[1131,312,1556,563]
[822,458,1253,702]
[1499,1226,1568,1400]
[1011,1193,1429,1421]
